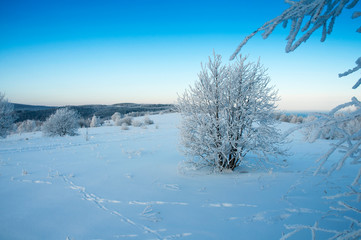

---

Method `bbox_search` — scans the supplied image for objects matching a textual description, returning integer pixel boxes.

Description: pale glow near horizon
[1,0,359,111]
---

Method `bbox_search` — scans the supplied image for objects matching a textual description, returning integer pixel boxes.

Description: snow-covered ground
[0,113,358,240]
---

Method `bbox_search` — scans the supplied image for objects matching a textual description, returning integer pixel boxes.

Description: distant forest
[13,103,174,122]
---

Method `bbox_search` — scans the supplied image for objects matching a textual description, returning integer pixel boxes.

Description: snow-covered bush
[120,116,133,126]
[132,120,143,127]
[90,115,100,127]
[0,93,15,138]
[111,113,133,126]
[296,116,304,123]
[111,112,121,122]
[276,113,304,124]
[120,123,129,130]
[273,112,282,121]
[178,53,283,171]
[111,112,122,126]
[279,114,289,123]
[143,115,154,125]
[42,108,80,137]
[17,120,38,133]
[289,115,298,124]
[78,118,90,128]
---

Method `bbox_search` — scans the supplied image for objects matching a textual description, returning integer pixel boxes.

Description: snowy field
[0,113,358,240]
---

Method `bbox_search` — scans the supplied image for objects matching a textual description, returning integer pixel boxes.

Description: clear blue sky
[0,0,359,111]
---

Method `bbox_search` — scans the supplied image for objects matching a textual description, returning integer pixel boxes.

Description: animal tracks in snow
[114,234,138,238]
[10,169,52,185]
[228,210,292,224]
[55,171,192,240]
[11,167,301,239]
[129,201,188,206]
[11,177,52,185]
[59,173,165,239]
[205,202,257,208]
[140,205,162,222]
[7,168,310,239]
[162,183,181,191]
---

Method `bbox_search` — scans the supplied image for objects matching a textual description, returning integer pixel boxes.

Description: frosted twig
[352,166,361,185]
[323,186,361,200]
[338,201,361,214]
[231,0,360,60]
[281,223,340,240]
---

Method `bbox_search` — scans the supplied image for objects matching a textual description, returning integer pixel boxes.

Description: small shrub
[42,108,80,137]
[79,118,91,128]
[132,120,143,127]
[279,114,289,122]
[111,112,122,126]
[90,115,100,127]
[289,115,298,124]
[17,120,37,133]
[143,116,154,125]
[121,123,129,130]
[119,116,133,126]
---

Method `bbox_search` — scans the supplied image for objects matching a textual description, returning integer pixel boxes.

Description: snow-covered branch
[281,222,339,240]
[282,209,361,239]
[338,201,361,214]
[299,97,361,186]
[231,0,360,89]
[231,0,360,59]
[339,57,361,89]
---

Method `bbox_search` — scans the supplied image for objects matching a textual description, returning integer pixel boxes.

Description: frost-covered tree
[17,120,38,133]
[90,115,100,128]
[177,53,283,171]
[0,93,15,138]
[111,112,122,126]
[42,108,80,137]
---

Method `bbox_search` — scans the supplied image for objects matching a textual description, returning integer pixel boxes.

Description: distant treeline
[13,103,174,123]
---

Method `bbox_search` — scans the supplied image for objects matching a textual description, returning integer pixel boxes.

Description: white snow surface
[0,113,358,240]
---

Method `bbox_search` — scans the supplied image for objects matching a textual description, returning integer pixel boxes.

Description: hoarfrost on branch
[230,0,360,89]
[177,53,283,171]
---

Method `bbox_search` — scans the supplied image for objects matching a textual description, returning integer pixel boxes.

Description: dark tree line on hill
[13,103,174,123]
